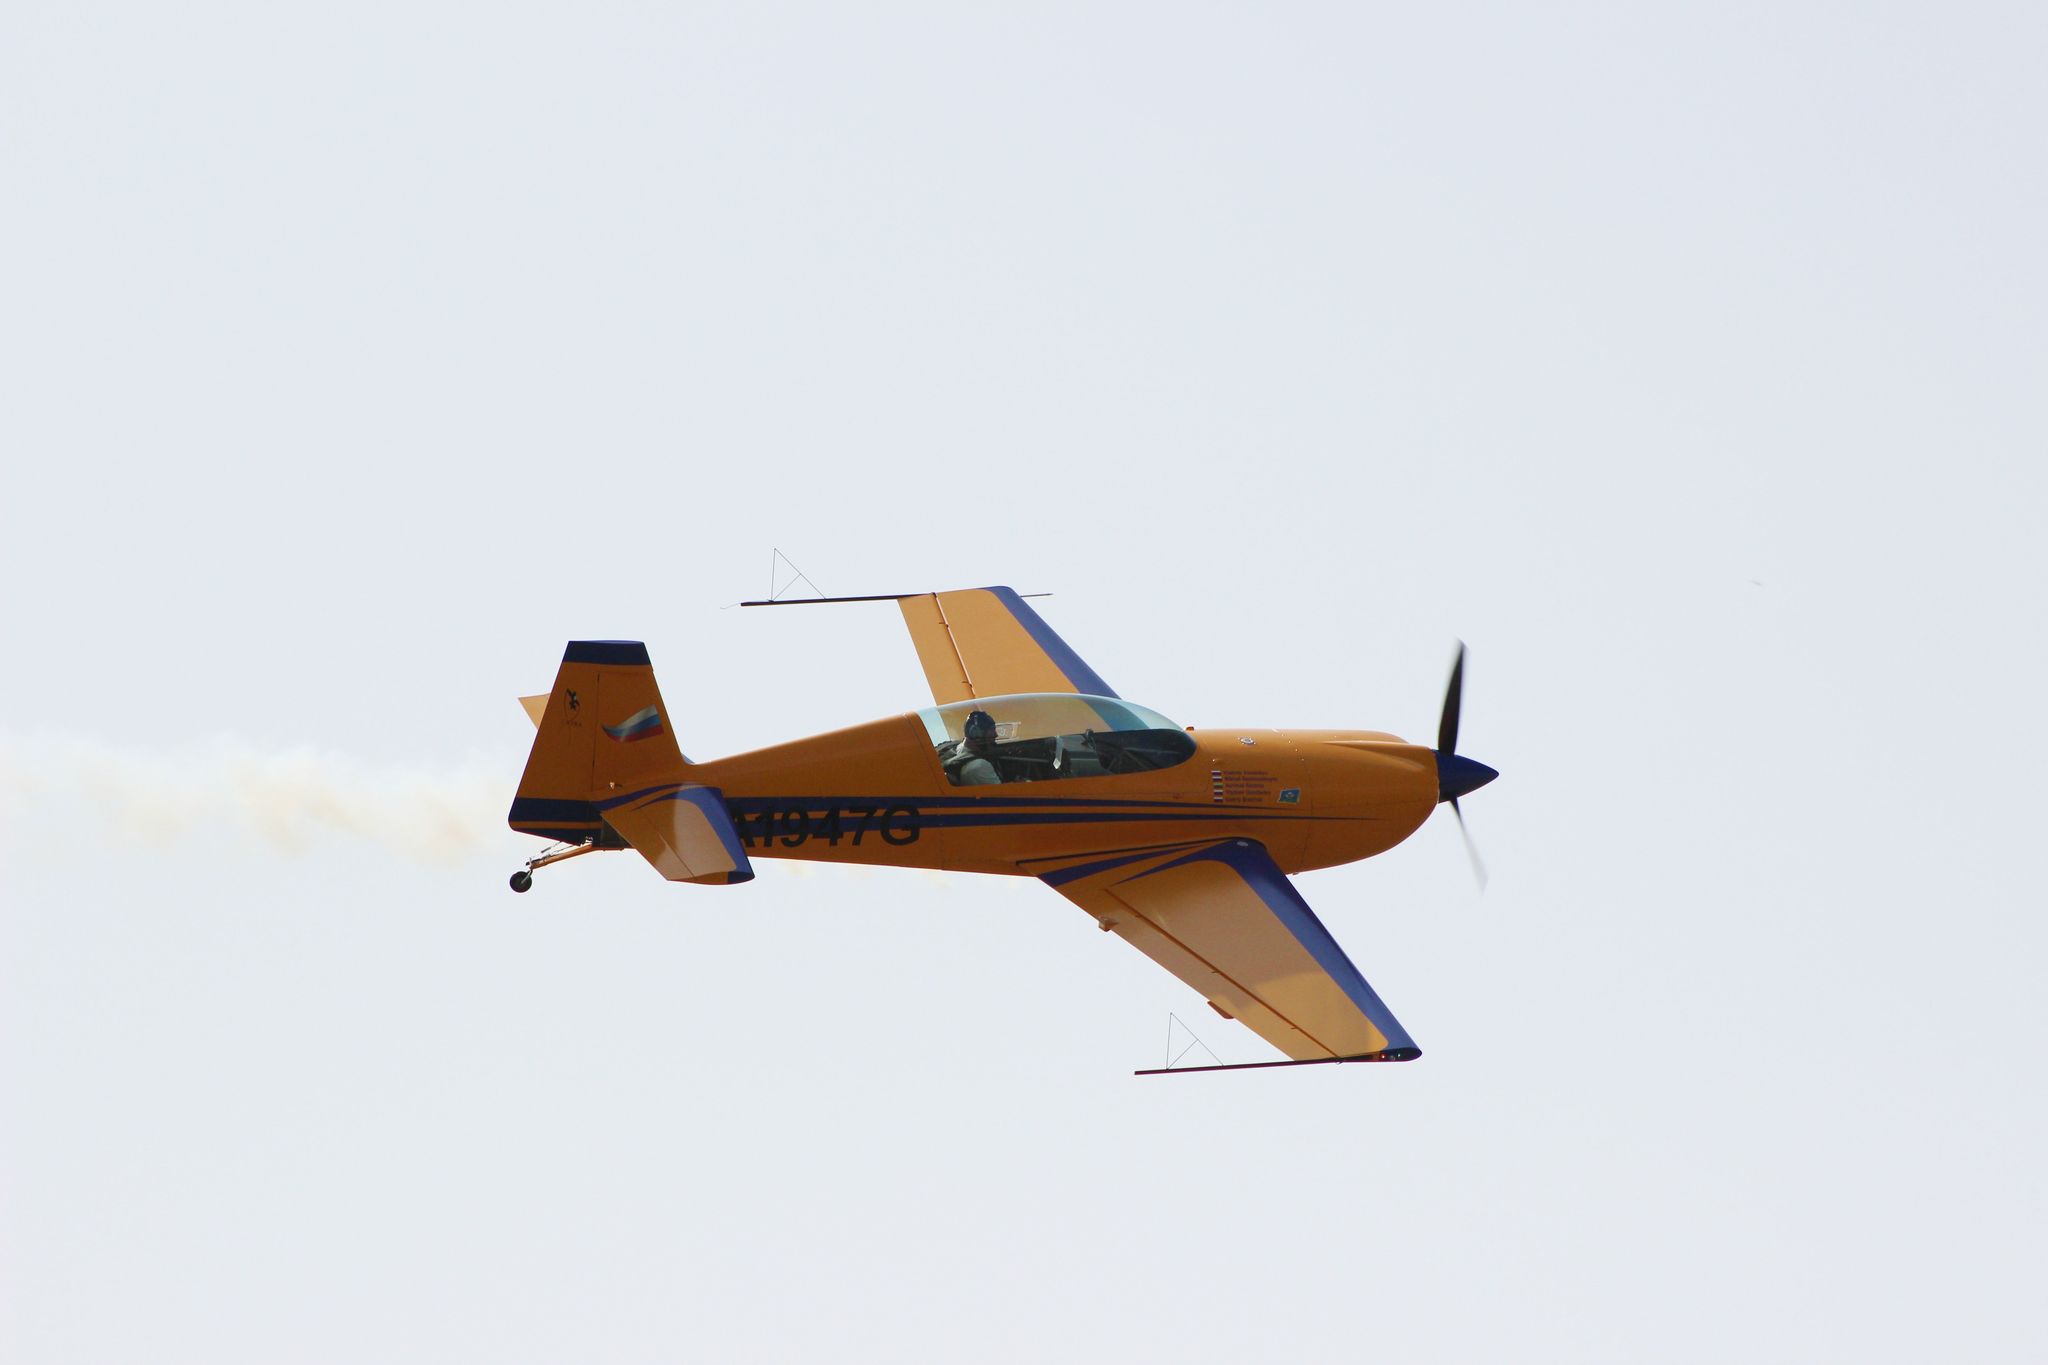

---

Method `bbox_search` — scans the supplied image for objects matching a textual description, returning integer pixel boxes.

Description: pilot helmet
[963,710,999,744]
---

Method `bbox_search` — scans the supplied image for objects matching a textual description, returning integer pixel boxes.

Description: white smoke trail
[0,733,508,865]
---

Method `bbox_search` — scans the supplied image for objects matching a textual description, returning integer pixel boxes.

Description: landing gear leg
[507,839,601,893]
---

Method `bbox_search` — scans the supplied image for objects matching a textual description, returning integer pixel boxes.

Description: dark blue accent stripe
[598,788,1292,820]
[578,789,1333,837]
[509,796,601,823]
[913,810,1302,832]
[1020,837,1224,871]
[594,783,687,812]
[598,788,1268,817]
[1132,840,1417,1053]
[664,786,756,881]
[988,587,1118,698]
[558,788,1326,845]
[1040,844,1210,886]
[717,797,1317,834]
[713,792,1273,812]
[563,640,650,666]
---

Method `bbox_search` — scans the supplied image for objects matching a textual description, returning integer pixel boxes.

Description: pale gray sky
[4,4,2044,1361]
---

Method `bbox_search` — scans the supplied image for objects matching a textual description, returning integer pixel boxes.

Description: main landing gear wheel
[509,870,533,894]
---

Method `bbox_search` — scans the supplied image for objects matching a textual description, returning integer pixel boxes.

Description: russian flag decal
[603,705,665,743]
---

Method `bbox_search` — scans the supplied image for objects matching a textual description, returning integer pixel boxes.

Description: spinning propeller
[1432,642,1498,888]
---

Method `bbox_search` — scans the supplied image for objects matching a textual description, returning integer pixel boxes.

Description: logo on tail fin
[603,705,665,743]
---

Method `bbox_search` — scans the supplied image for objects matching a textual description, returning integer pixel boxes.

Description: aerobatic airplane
[507,587,1497,1071]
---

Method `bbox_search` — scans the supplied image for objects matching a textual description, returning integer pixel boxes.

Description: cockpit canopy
[919,693,1198,786]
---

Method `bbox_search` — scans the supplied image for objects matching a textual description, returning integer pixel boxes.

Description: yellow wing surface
[897,587,1117,705]
[1040,839,1420,1062]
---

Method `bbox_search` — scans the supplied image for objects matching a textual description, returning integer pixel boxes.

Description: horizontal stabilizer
[604,786,755,886]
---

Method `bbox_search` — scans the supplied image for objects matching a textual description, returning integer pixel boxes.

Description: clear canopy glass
[918,693,1196,787]
[917,693,1182,745]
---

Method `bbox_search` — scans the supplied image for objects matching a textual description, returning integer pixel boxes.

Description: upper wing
[1040,839,1420,1062]
[898,587,1116,704]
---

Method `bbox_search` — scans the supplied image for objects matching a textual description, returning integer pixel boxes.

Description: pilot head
[963,709,999,752]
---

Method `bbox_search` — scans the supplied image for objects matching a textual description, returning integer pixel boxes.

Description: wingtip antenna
[1163,1012,1224,1071]
[768,548,827,603]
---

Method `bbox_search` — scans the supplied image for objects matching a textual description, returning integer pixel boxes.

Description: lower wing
[1040,839,1419,1062]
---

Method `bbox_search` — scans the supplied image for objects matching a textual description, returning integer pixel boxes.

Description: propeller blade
[1438,641,1466,757]
[1451,798,1489,891]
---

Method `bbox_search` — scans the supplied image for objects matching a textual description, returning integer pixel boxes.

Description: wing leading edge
[1040,840,1419,1063]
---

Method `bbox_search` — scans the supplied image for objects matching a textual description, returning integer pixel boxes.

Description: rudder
[509,641,689,842]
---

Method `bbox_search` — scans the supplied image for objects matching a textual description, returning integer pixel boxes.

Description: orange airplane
[507,587,1497,1072]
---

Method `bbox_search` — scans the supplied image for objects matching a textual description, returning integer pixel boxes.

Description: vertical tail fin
[508,641,689,842]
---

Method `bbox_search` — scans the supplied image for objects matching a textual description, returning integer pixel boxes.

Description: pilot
[945,709,1003,786]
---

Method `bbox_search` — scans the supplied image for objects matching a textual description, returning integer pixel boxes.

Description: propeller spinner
[1432,642,1497,886]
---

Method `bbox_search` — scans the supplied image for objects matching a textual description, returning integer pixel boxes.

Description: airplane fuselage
[610,713,1442,879]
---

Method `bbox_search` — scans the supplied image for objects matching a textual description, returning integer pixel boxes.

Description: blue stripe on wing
[988,587,1118,698]
[663,786,757,882]
[1129,840,1418,1056]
